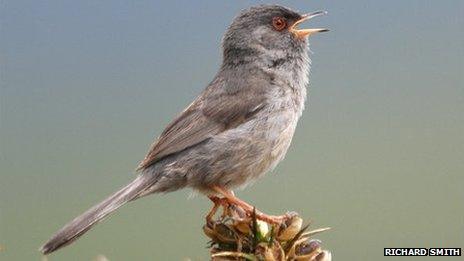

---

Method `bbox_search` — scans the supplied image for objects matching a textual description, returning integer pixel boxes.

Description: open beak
[290,11,329,38]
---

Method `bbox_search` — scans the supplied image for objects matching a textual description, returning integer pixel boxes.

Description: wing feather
[137,83,266,170]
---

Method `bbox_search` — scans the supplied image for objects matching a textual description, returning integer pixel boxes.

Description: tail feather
[40,175,156,255]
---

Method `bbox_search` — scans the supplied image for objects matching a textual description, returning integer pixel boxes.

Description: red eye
[272,17,287,31]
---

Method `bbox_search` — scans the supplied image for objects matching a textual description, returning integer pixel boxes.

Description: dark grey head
[222,5,327,67]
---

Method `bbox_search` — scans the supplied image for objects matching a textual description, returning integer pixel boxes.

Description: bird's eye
[272,17,287,31]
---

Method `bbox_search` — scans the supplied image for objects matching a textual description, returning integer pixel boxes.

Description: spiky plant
[203,201,331,261]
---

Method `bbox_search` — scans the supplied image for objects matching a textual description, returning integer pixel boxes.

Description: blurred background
[1,0,463,260]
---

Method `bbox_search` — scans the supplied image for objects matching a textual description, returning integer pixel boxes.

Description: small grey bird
[40,4,327,255]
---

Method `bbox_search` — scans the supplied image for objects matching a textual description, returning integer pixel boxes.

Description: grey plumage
[40,4,326,255]
[40,175,159,254]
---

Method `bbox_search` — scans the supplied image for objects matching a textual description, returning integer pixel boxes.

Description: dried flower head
[204,202,331,261]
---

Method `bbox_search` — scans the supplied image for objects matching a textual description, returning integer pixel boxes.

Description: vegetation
[204,201,331,261]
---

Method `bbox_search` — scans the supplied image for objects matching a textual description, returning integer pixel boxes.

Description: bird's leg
[207,195,231,222]
[212,187,254,210]
[211,186,287,224]
[206,196,221,223]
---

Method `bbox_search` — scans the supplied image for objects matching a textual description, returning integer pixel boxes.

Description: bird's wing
[137,84,266,170]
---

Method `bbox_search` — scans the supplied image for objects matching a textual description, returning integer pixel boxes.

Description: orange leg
[206,196,221,223]
[210,186,287,224]
[206,195,231,221]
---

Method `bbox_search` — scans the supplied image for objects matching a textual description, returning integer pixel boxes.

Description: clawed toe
[254,212,287,224]
[208,186,289,225]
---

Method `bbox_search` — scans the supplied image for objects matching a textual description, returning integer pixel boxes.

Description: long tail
[40,174,157,255]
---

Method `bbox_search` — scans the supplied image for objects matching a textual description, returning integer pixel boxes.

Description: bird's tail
[39,174,157,255]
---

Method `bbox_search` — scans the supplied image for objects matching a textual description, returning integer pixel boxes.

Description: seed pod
[277,216,303,241]
[214,223,237,243]
[203,224,219,241]
[234,220,251,234]
[255,242,285,261]
[295,239,321,256]
[256,220,270,242]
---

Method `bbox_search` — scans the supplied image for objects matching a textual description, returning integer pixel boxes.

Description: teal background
[1,0,463,260]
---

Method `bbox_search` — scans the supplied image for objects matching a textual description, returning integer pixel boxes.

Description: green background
[1,0,463,260]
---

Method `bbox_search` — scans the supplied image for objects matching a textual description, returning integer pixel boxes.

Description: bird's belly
[157,109,301,194]
[194,111,299,190]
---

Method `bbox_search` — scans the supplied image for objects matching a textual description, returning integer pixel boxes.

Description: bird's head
[222,5,327,67]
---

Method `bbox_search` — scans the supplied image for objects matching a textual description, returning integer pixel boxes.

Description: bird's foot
[209,186,289,225]
[206,195,230,223]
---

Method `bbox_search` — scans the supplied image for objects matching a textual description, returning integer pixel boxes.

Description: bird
[40,4,328,255]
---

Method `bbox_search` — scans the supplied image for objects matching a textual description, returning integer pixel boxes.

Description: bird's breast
[262,99,301,172]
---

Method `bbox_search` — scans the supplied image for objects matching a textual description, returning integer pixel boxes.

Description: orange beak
[290,11,329,38]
